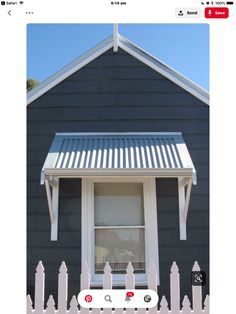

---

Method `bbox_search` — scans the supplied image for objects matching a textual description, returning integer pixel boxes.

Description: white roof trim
[27,33,209,105]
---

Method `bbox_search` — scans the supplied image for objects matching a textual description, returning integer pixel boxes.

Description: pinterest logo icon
[85,294,93,303]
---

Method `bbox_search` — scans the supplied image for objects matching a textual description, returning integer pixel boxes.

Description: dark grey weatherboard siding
[27,179,81,306]
[27,48,209,304]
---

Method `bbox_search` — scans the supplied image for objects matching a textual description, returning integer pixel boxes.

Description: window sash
[81,177,160,286]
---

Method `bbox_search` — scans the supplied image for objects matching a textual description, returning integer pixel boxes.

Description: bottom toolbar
[78,289,158,308]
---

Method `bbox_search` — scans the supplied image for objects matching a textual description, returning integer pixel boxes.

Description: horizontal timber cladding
[28,120,209,134]
[27,47,209,304]
[31,92,207,108]
[156,179,209,303]
[27,178,82,306]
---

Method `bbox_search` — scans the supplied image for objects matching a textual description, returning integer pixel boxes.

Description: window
[82,177,159,285]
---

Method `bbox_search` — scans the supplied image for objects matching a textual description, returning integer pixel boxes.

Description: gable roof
[27,33,209,105]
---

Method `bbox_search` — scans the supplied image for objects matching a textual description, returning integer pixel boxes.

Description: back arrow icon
[8,10,11,16]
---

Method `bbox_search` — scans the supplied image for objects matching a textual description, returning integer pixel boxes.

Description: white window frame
[81,176,160,286]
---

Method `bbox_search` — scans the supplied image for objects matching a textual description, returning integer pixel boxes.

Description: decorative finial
[113,24,118,52]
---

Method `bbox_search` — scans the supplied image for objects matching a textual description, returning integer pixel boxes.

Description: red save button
[205,7,229,18]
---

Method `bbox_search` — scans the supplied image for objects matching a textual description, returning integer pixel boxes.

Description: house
[27,26,209,308]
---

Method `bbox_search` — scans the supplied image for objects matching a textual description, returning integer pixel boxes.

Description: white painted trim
[45,178,59,241]
[81,178,94,276]
[43,168,194,178]
[51,178,59,241]
[178,177,193,240]
[143,177,160,285]
[178,178,187,240]
[55,132,183,136]
[81,177,160,286]
[27,34,209,106]
[182,180,192,223]
[113,24,118,52]
[45,178,55,223]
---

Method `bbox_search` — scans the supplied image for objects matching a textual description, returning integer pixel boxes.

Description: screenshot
[0,1,235,314]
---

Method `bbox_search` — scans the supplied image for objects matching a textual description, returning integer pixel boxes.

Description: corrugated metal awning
[41,132,196,184]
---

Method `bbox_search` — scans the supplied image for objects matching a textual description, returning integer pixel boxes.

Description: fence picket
[182,295,191,314]
[159,296,169,314]
[68,295,79,314]
[204,295,209,314]
[26,294,33,314]
[34,261,45,314]
[80,262,90,314]
[58,261,68,314]
[192,261,202,314]
[148,262,158,291]
[170,261,180,314]
[148,262,158,314]
[81,261,90,290]
[103,262,113,314]
[103,262,112,289]
[125,262,135,314]
[45,295,56,314]
[125,262,135,289]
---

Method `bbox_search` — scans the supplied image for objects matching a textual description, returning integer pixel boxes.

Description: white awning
[41,132,196,241]
[41,132,196,184]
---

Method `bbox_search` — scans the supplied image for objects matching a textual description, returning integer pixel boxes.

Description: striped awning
[41,132,196,184]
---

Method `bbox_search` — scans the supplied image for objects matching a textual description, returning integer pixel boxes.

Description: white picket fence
[27,261,209,314]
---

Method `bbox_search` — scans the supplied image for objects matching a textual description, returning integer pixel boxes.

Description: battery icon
[226,1,234,4]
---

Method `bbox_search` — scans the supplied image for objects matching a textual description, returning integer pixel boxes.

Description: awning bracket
[45,177,59,241]
[178,177,193,240]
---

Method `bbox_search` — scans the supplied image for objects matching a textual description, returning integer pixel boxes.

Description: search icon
[104,295,112,302]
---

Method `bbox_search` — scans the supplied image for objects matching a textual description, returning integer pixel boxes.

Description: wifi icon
[19,1,24,4]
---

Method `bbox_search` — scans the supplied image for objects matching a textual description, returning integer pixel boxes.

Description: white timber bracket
[178,177,193,240]
[44,176,59,241]
[113,24,119,52]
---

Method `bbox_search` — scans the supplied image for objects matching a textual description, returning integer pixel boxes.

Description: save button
[205,7,229,18]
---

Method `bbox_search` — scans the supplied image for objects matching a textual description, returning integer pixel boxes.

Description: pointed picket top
[182,295,191,308]
[182,295,191,314]
[126,262,134,275]
[47,295,55,310]
[192,261,201,271]
[82,261,90,274]
[171,261,179,273]
[26,294,33,311]
[104,262,112,274]
[59,261,68,274]
[70,295,78,308]
[160,296,169,310]
[36,260,44,273]
[204,295,210,313]
[69,295,79,313]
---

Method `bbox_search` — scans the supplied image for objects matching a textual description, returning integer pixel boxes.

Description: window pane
[94,183,144,226]
[95,228,145,274]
